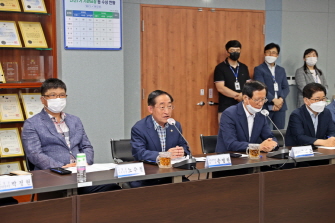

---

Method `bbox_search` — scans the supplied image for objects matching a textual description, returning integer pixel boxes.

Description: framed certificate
[0,21,22,47]
[0,0,21,12]
[18,21,48,48]
[0,128,24,158]
[0,94,24,122]
[0,161,22,175]
[20,93,43,119]
[0,63,5,83]
[21,0,47,13]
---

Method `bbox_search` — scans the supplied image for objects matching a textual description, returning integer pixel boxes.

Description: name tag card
[289,146,314,158]
[0,175,33,193]
[205,154,232,168]
[114,163,145,178]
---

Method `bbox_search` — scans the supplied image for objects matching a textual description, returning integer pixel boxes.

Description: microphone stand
[264,112,289,159]
[170,124,196,170]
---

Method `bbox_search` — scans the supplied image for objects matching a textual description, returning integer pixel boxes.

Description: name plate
[205,154,232,168]
[114,163,145,178]
[289,146,314,158]
[0,175,33,193]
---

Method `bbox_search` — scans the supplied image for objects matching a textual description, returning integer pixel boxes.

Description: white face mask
[306,57,317,66]
[45,98,66,113]
[246,104,262,115]
[309,100,326,113]
[265,56,277,64]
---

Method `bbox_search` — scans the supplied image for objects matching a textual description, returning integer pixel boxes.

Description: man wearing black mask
[214,40,250,121]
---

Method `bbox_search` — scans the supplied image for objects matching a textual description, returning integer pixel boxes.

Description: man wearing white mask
[22,78,121,194]
[254,43,289,130]
[216,81,278,153]
[286,83,335,147]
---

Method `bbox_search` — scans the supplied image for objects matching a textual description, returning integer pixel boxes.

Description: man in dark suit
[22,78,121,194]
[254,43,290,130]
[216,81,278,153]
[286,83,335,147]
[131,90,189,187]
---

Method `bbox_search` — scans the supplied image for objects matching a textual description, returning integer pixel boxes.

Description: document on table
[66,163,118,173]
[317,146,335,150]
[172,156,207,164]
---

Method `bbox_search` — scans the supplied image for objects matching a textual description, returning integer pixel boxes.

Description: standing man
[286,83,335,147]
[254,43,290,129]
[214,40,250,121]
[22,78,121,194]
[131,90,190,187]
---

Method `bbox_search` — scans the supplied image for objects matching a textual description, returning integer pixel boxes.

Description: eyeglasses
[155,105,174,111]
[249,97,268,103]
[229,50,241,53]
[265,51,278,56]
[309,97,327,102]
[43,94,68,99]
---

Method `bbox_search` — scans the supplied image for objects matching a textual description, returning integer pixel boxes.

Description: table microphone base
[266,148,289,159]
[173,158,196,170]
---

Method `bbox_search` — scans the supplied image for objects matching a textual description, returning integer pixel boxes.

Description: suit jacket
[285,105,335,146]
[215,102,276,153]
[253,62,290,111]
[22,109,94,170]
[326,100,335,124]
[131,115,190,161]
[295,66,328,107]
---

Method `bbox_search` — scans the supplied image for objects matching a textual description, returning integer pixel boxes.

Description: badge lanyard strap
[229,65,239,82]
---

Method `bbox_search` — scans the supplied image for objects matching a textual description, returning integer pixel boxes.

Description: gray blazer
[22,109,94,170]
[295,66,328,107]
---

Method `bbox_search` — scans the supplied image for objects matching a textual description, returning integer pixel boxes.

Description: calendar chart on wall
[63,0,122,50]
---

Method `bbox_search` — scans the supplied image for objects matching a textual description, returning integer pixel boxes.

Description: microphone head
[261,109,269,116]
[167,118,176,125]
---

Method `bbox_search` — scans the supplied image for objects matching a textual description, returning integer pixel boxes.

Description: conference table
[1,148,335,223]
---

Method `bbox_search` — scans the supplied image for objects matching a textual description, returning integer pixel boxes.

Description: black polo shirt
[214,58,250,112]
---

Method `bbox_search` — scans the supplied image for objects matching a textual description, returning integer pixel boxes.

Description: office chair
[110,139,134,163]
[24,155,36,202]
[200,134,217,154]
[271,129,286,147]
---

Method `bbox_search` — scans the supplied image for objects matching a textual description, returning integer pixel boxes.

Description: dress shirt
[242,103,255,140]
[310,70,321,84]
[265,61,277,99]
[305,105,319,135]
[152,116,169,151]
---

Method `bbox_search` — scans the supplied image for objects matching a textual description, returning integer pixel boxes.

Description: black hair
[147,90,174,106]
[303,48,323,75]
[225,40,242,51]
[242,81,268,98]
[41,78,67,95]
[302,83,326,99]
[264,42,280,54]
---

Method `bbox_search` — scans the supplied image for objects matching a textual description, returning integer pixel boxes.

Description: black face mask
[229,52,240,61]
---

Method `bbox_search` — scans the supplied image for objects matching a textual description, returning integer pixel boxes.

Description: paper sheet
[66,163,117,173]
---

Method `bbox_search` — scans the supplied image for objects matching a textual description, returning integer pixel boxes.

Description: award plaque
[0,161,21,174]
[18,21,48,48]
[20,93,43,119]
[0,0,21,11]
[21,0,47,13]
[0,63,5,83]
[2,61,19,82]
[0,21,22,47]
[21,55,44,81]
[0,128,24,158]
[0,94,24,122]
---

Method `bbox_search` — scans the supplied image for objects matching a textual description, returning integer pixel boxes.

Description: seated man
[22,78,120,194]
[131,90,190,187]
[286,83,335,147]
[216,80,278,153]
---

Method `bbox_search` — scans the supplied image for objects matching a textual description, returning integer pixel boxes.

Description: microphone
[167,118,196,169]
[261,109,289,159]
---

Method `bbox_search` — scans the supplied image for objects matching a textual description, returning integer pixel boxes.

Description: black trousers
[0,197,18,206]
[78,183,121,195]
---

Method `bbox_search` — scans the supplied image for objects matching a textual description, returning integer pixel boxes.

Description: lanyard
[229,65,239,82]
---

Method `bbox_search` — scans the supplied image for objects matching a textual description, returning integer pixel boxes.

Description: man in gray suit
[22,78,120,193]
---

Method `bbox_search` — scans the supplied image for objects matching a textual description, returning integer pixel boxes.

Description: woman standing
[295,48,328,107]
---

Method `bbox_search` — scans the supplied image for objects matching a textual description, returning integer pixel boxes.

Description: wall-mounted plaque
[0,94,24,122]
[21,0,47,13]
[0,128,24,158]
[21,55,44,81]
[20,93,43,119]
[1,61,18,82]
[0,62,5,83]
[0,161,22,175]
[0,0,21,12]
[18,21,48,48]
[0,21,22,47]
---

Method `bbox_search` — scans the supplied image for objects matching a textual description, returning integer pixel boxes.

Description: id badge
[274,83,279,91]
[235,82,240,90]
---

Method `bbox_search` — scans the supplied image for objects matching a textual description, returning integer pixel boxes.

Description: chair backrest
[25,156,35,171]
[200,134,217,154]
[110,139,134,163]
[271,129,286,147]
